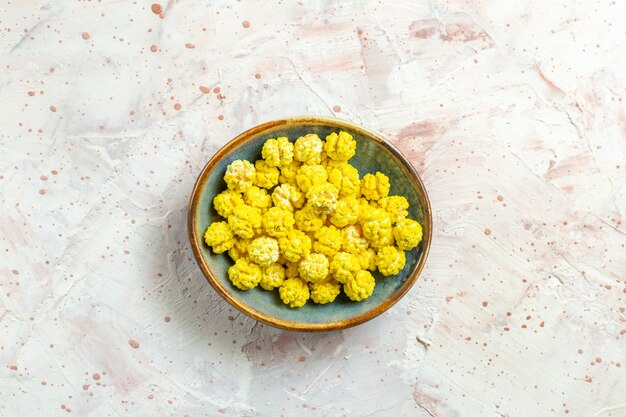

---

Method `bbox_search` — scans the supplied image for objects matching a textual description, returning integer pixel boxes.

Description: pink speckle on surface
[82,32,90,40]
[38,189,46,195]
[128,339,140,349]
[92,373,100,381]
[185,43,195,49]
[242,20,250,28]
[173,103,182,111]
[199,86,210,94]
[333,105,341,112]
[150,44,158,52]
[151,4,162,15]
[49,105,57,112]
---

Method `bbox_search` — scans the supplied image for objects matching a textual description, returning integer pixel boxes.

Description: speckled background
[1,0,625,416]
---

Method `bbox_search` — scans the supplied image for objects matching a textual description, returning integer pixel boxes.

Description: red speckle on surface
[298,355,306,362]
[50,105,57,112]
[218,115,224,120]
[82,384,90,390]
[595,357,602,363]
[9,365,17,370]
[39,189,46,195]
[40,175,48,181]
[128,339,140,349]
[164,316,171,322]
[92,373,100,380]
[255,73,261,79]
[497,195,503,201]
[503,327,510,331]
[151,4,162,14]
[242,20,250,28]
[484,228,491,235]
[333,105,341,112]
[539,321,545,327]
[174,103,182,111]
[51,169,58,175]
[185,43,195,49]
[213,87,220,94]
[482,301,488,307]
[150,44,158,52]
[584,376,592,383]
[27,91,35,96]
[81,32,90,40]
[199,86,210,94]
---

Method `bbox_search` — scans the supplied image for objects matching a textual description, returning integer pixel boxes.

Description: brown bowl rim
[188,116,432,332]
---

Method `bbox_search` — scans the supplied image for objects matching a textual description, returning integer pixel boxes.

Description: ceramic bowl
[188,116,432,331]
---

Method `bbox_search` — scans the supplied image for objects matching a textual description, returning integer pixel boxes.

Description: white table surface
[1,0,625,416]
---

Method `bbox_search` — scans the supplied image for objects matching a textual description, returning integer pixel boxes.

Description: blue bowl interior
[194,124,427,326]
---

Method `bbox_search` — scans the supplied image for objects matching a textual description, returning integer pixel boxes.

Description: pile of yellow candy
[204,131,423,308]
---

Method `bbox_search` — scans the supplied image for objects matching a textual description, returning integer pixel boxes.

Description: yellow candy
[278,160,301,185]
[284,261,300,279]
[204,221,236,254]
[306,183,339,214]
[376,246,406,276]
[295,164,327,193]
[243,186,272,211]
[228,236,251,262]
[213,189,244,218]
[294,205,327,233]
[248,237,280,267]
[344,270,375,301]
[278,229,312,262]
[340,225,369,254]
[360,172,390,201]
[228,204,262,238]
[228,258,262,290]
[279,278,310,308]
[224,160,256,192]
[293,133,323,165]
[262,207,295,237]
[262,137,294,167]
[330,196,360,228]
[357,248,378,271]
[227,245,245,261]
[309,280,341,304]
[357,197,375,222]
[329,251,360,283]
[298,253,330,283]
[360,208,394,248]
[260,263,285,290]
[324,131,356,161]
[379,196,409,223]
[254,160,280,189]
[271,183,305,212]
[393,218,423,250]
[313,225,342,258]
[327,161,361,198]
